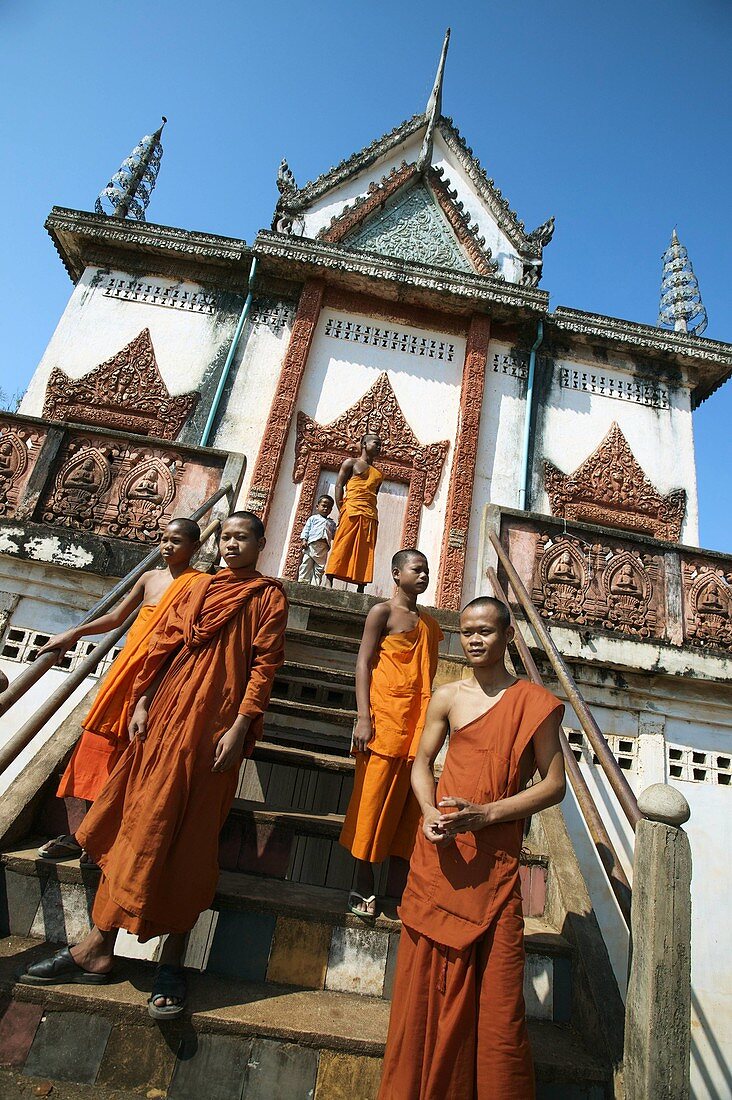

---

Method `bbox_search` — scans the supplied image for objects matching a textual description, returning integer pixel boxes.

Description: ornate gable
[319,162,498,276]
[42,328,199,441]
[544,422,686,541]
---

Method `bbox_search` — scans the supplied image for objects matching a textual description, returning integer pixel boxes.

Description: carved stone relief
[283,372,449,580]
[531,531,663,640]
[682,561,732,652]
[43,445,117,530]
[544,422,686,541]
[0,423,39,518]
[42,328,199,440]
[107,457,177,542]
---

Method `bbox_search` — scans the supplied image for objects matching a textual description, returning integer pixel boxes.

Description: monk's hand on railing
[437,797,491,836]
[422,805,452,846]
[351,716,374,755]
[128,702,149,743]
[212,716,250,773]
[35,631,76,661]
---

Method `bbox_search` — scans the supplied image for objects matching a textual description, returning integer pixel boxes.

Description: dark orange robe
[340,613,443,863]
[56,568,199,802]
[77,569,287,941]
[378,680,564,1100]
[327,465,383,585]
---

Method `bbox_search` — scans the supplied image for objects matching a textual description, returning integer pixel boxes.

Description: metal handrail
[0,483,231,718]
[0,518,221,777]
[488,529,642,831]
[487,566,631,926]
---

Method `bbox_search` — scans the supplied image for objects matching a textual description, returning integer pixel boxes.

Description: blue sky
[1,0,730,549]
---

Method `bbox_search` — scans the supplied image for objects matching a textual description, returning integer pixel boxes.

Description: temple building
[0,31,730,1100]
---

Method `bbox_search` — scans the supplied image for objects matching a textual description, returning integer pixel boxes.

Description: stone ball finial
[638,784,690,826]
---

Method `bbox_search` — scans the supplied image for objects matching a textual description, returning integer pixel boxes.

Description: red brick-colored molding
[320,162,418,244]
[436,314,491,609]
[245,279,325,521]
[322,288,468,338]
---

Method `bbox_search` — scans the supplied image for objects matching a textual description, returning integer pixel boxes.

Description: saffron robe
[340,613,443,863]
[378,679,564,1100]
[327,465,383,586]
[56,567,200,802]
[77,569,287,941]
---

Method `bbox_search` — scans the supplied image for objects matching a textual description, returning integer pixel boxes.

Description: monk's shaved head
[224,510,265,540]
[166,517,201,543]
[461,596,511,631]
[392,548,428,572]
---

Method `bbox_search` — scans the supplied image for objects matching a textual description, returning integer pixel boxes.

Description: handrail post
[624,784,692,1099]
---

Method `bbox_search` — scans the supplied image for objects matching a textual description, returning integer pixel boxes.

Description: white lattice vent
[1,627,123,681]
[667,744,732,786]
[565,728,636,772]
[324,317,455,362]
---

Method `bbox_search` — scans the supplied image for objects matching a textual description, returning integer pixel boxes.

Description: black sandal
[18,946,110,986]
[148,963,188,1020]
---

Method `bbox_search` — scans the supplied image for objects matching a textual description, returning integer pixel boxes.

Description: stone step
[267,698,356,737]
[273,662,356,712]
[285,628,359,670]
[252,741,355,776]
[0,936,611,1098]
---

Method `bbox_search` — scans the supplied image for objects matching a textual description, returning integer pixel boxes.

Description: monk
[326,433,383,593]
[20,512,288,1021]
[340,549,442,919]
[35,518,202,863]
[378,597,566,1100]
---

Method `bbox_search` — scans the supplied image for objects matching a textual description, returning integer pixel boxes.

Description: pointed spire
[657,228,708,337]
[95,117,167,222]
[416,28,450,176]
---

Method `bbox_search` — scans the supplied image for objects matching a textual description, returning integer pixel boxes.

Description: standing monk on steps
[340,549,442,919]
[21,512,288,1021]
[378,597,566,1100]
[326,433,383,593]
[36,518,202,864]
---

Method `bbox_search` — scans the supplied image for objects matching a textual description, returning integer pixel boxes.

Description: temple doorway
[314,471,408,596]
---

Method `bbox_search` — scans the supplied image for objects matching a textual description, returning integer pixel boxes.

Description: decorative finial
[277,158,297,197]
[658,228,707,337]
[95,117,167,221]
[416,28,451,176]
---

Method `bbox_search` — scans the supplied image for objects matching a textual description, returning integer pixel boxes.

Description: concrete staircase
[0,582,617,1098]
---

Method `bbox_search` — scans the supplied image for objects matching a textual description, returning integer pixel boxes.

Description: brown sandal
[37,835,82,861]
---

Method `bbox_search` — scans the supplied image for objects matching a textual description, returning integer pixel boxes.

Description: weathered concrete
[624,785,692,1100]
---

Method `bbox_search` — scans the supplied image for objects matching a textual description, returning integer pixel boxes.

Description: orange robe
[76,569,287,941]
[56,567,200,802]
[378,680,564,1100]
[340,613,443,863]
[326,465,383,585]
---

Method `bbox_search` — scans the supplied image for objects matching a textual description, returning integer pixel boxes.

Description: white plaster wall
[212,315,294,500]
[534,352,699,544]
[300,131,523,282]
[19,267,238,417]
[257,308,465,603]
[463,340,527,603]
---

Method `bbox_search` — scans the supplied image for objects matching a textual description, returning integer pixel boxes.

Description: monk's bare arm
[353,602,390,752]
[36,575,149,660]
[333,458,355,511]
[213,588,288,772]
[438,710,566,836]
[411,685,456,845]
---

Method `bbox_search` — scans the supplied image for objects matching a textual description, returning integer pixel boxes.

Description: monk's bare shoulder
[429,680,461,717]
[365,601,391,629]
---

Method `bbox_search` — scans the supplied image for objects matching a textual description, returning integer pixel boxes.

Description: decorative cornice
[289,115,426,209]
[253,230,548,314]
[549,306,732,405]
[436,118,550,258]
[45,207,251,284]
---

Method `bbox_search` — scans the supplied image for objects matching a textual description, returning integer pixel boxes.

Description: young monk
[378,596,566,1100]
[326,433,383,593]
[21,512,288,1020]
[340,549,442,919]
[36,518,202,862]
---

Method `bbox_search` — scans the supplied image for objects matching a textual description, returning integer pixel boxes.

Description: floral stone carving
[284,372,449,578]
[544,422,686,541]
[0,423,36,517]
[42,328,199,440]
